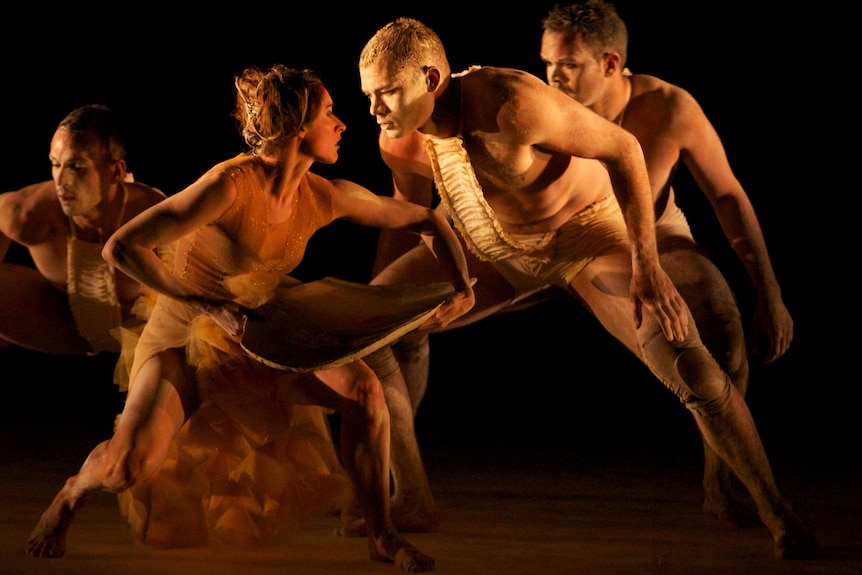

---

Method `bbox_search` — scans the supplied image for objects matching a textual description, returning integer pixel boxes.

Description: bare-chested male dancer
[358,17,815,559]
[539,0,794,529]
[0,104,166,383]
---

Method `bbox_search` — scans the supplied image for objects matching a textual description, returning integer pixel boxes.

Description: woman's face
[300,89,346,164]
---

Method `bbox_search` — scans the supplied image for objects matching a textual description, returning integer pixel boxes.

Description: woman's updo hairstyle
[233,64,326,154]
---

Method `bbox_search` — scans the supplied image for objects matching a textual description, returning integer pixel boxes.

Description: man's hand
[631,264,689,342]
[752,296,793,364]
[420,290,475,331]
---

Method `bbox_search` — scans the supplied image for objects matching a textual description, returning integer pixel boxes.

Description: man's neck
[70,183,127,243]
[587,73,631,127]
[424,75,461,138]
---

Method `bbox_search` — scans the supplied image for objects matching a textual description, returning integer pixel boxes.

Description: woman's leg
[27,348,194,557]
[292,361,435,571]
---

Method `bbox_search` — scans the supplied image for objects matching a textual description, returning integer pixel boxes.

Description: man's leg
[0,263,92,354]
[659,239,753,526]
[390,333,431,415]
[365,244,516,530]
[570,251,816,559]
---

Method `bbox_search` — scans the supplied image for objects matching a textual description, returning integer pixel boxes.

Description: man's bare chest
[463,137,547,193]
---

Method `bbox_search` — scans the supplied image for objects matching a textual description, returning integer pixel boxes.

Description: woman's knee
[100,438,154,492]
[334,361,387,415]
[353,368,388,426]
[360,370,386,408]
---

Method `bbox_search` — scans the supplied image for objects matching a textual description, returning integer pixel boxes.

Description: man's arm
[0,183,59,254]
[604,130,689,343]
[0,228,11,262]
[0,191,20,262]
[517,73,689,341]
[331,177,474,328]
[676,91,792,362]
[371,130,437,279]
[0,213,11,346]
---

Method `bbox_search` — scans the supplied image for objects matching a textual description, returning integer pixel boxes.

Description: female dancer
[28,64,474,572]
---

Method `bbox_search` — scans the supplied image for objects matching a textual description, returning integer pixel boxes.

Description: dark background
[1,2,850,476]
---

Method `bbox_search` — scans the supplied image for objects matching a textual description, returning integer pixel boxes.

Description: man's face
[540,31,606,108]
[360,57,434,139]
[49,129,114,217]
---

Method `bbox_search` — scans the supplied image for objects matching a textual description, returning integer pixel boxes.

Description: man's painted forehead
[362,58,414,91]
[52,129,106,161]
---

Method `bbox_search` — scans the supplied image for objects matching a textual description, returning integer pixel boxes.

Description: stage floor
[2,310,861,575]
[2,427,860,575]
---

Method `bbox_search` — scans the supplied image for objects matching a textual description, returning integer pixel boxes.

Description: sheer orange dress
[116,154,351,547]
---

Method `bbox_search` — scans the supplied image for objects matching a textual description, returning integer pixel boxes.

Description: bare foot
[368,532,435,572]
[773,515,818,560]
[702,491,758,528]
[27,500,78,558]
[702,466,760,528]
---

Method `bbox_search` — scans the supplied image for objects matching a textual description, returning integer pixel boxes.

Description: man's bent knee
[641,329,734,418]
[392,333,429,365]
[695,314,748,386]
[364,346,402,382]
